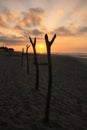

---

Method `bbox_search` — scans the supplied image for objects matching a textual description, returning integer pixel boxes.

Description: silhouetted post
[44,34,56,121]
[29,37,39,90]
[21,48,24,67]
[26,44,30,75]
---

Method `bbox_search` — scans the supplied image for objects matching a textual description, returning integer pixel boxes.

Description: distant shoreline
[1,50,87,59]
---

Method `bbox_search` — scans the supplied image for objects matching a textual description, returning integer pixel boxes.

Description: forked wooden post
[44,34,56,121]
[29,37,39,90]
[21,48,24,67]
[26,44,30,75]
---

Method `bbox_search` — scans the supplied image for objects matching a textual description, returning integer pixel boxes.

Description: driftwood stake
[44,34,56,121]
[26,44,30,74]
[21,48,24,67]
[29,37,39,90]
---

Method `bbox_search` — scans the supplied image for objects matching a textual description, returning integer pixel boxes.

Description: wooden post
[21,48,24,67]
[44,34,56,121]
[26,44,30,75]
[29,37,39,90]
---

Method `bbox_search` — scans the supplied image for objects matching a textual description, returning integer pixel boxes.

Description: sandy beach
[0,52,87,130]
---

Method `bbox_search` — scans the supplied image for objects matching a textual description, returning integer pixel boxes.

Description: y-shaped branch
[44,34,56,121]
[29,37,39,90]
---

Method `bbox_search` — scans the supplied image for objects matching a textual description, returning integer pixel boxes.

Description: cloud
[75,0,87,8]
[0,7,45,30]
[71,9,87,25]
[81,11,87,22]
[0,34,24,45]
[0,28,44,46]
[3,8,19,21]
[14,24,23,31]
[54,26,74,36]
[77,26,87,35]
[57,9,64,18]
[31,29,44,36]
[0,8,20,29]
[18,7,46,28]
[21,10,44,28]
[14,22,45,38]
[29,7,46,15]
[0,15,8,28]
[53,25,87,36]
[21,28,44,39]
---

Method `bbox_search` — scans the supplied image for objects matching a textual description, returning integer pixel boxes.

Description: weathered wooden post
[26,44,30,75]
[29,37,39,90]
[44,34,56,121]
[21,48,24,67]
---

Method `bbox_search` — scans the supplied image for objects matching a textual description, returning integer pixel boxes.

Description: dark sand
[0,52,87,130]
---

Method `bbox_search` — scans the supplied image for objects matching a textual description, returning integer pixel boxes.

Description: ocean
[57,52,87,59]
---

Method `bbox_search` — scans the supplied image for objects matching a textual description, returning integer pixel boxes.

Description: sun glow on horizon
[37,43,46,54]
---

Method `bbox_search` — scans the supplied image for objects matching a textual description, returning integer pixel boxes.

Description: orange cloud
[0,15,8,28]
[82,11,87,22]
[3,8,19,21]
[57,9,64,18]
[0,8,20,31]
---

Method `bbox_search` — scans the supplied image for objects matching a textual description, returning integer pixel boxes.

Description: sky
[0,0,87,53]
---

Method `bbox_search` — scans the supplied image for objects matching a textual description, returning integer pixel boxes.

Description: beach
[0,52,87,130]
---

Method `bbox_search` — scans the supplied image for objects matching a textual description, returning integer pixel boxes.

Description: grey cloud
[29,8,46,14]
[0,35,24,45]
[21,29,44,40]
[71,0,87,11]
[53,26,87,36]
[21,11,43,27]
[54,26,74,36]
[13,23,44,37]
[77,0,87,7]
[77,26,87,35]
[31,29,44,36]
[14,25,23,30]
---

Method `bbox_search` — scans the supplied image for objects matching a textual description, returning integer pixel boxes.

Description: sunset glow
[0,0,87,53]
[39,44,44,54]
[36,43,46,54]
